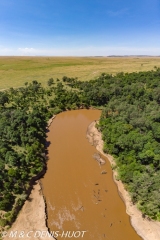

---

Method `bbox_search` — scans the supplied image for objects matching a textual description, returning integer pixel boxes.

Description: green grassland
[0,56,160,89]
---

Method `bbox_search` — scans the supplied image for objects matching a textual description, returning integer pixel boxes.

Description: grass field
[0,56,160,90]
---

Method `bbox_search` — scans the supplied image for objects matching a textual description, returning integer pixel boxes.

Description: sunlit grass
[0,56,160,89]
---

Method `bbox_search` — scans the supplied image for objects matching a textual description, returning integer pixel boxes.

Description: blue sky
[0,0,160,56]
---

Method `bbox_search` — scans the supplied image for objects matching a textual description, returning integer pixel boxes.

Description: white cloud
[0,46,160,56]
[18,48,37,55]
[0,47,15,55]
[107,8,129,17]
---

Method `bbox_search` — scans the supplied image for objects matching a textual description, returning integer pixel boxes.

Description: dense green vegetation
[67,69,160,220]
[0,81,53,228]
[0,67,160,232]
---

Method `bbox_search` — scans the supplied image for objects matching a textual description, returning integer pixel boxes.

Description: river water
[42,109,142,240]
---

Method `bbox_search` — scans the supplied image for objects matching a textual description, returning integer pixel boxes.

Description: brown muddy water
[42,110,142,240]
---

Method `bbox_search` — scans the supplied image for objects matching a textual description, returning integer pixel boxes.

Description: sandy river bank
[86,121,160,240]
[3,181,55,240]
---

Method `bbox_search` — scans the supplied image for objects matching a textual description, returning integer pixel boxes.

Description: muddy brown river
[42,109,142,240]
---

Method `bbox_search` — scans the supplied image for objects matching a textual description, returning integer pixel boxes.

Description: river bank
[3,113,160,240]
[3,181,55,240]
[86,120,160,240]
[2,116,57,240]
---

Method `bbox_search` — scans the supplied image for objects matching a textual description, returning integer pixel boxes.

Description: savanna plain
[1,56,160,89]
